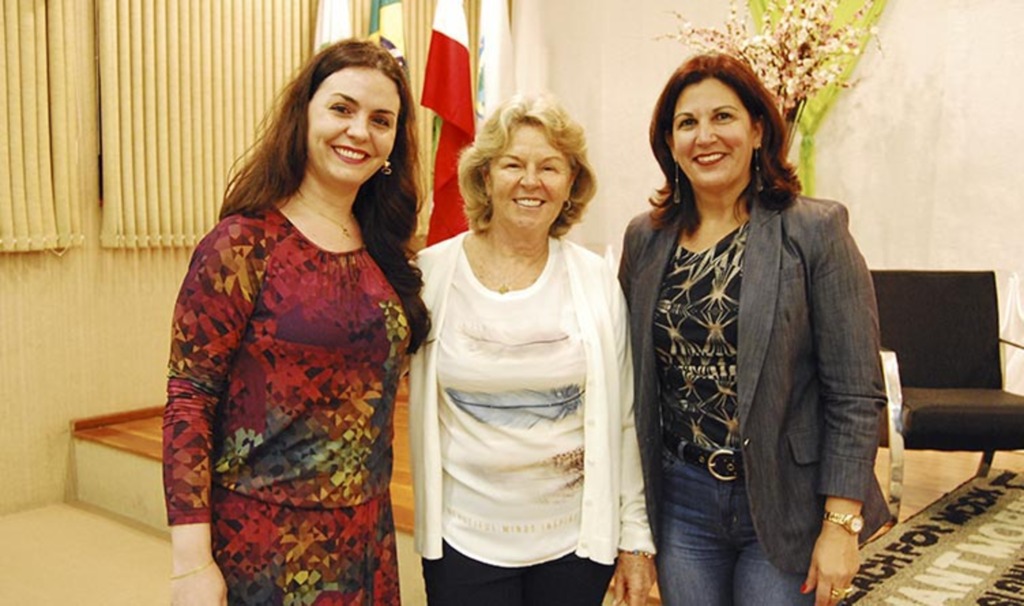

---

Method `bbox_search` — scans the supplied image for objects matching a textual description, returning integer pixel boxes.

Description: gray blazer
[618,196,890,573]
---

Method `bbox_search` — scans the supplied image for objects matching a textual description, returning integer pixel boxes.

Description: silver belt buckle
[707,448,739,481]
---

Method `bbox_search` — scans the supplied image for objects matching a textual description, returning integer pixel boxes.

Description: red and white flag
[422,0,475,245]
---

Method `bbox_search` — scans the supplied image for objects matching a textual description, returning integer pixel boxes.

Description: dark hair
[219,39,429,353]
[648,53,801,232]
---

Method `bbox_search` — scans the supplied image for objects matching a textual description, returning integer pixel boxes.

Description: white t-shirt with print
[436,240,587,567]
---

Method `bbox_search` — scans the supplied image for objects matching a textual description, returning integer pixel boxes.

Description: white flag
[477,0,515,125]
[512,0,548,95]
[315,0,352,49]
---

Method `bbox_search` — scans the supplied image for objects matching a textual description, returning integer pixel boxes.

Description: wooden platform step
[73,406,163,461]
[73,400,671,604]
[72,402,415,534]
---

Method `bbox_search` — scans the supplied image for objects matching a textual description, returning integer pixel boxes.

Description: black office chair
[871,270,1024,518]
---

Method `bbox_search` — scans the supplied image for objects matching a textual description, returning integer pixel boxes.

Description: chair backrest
[870,270,1002,389]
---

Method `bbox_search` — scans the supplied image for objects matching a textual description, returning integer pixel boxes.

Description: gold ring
[829,587,854,600]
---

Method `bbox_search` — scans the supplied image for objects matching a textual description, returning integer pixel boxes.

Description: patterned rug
[848,469,1024,605]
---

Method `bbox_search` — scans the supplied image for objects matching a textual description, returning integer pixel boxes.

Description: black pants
[421,541,615,606]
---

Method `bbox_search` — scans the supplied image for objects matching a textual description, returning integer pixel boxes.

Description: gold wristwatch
[823,511,864,535]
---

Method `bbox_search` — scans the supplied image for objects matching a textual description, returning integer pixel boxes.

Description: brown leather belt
[664,432,743,481]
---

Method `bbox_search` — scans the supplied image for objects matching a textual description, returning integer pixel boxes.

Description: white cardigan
[408,233,655,565]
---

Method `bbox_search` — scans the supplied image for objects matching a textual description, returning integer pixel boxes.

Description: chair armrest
[879,350,905,435]
[879,349,907,520]
[1001,336,1024,351]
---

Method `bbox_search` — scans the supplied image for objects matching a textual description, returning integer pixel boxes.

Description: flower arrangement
[665,0,879,125]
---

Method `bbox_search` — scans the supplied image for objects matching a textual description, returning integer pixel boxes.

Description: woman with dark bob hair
[618,52,889,606]
[410,94,656,606]
[163,39,428,605]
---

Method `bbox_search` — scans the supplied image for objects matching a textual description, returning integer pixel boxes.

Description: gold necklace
[495,256,547,294]
[295,196,356,239]
[474,238,548,294]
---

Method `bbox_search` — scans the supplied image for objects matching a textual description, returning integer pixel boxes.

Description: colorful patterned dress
[163,208,409,605]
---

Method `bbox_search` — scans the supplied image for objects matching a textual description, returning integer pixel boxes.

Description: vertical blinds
[95,0,484,249]
[1,0,86,253]
[97,0,316,248]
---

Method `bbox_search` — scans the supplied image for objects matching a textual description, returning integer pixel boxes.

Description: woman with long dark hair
[163,39,428,606]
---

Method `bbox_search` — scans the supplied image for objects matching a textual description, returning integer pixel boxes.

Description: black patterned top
[654,222,748,450]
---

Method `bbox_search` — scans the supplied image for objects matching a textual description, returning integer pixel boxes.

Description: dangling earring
[752,148,763,194]
[381,159,393,175]
[673,162,681,205]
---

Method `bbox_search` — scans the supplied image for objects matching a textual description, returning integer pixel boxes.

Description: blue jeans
[657,452,813,606]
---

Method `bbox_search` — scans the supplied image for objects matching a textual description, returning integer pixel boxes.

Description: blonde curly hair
[457,94,597,237]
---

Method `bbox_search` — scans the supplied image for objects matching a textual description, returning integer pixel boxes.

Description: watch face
[850,517,864,533]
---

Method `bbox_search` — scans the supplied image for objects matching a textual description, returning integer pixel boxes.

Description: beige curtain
[96,0,484,248]
[97,0,317,248]
[0,0,85,253]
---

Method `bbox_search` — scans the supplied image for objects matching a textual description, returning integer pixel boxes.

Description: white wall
[533,1,732,256]
[529,0,1023,278]
[814,0,1024,273]
[528,0,1024,389]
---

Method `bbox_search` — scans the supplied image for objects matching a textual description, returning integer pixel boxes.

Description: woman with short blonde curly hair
[457,94,597,238]
[409,94,656,606]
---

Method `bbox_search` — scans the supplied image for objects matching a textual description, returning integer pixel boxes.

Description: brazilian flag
[369,0,406,70]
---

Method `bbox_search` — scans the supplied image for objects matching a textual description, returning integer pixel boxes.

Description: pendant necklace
[490,248,547,295]
[295,195,356,239]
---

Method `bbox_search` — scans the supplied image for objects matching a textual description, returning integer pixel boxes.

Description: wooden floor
[874,448,1024,522]
[74,406,1024,606]
[74,400,1024,531]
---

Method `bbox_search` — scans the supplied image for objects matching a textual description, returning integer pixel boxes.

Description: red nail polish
[800,583,809,594]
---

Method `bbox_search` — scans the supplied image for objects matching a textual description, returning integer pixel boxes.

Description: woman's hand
[802,523,859,606]
[612,551,656,606]
[171,562,227,606]
[170,523,226,606]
